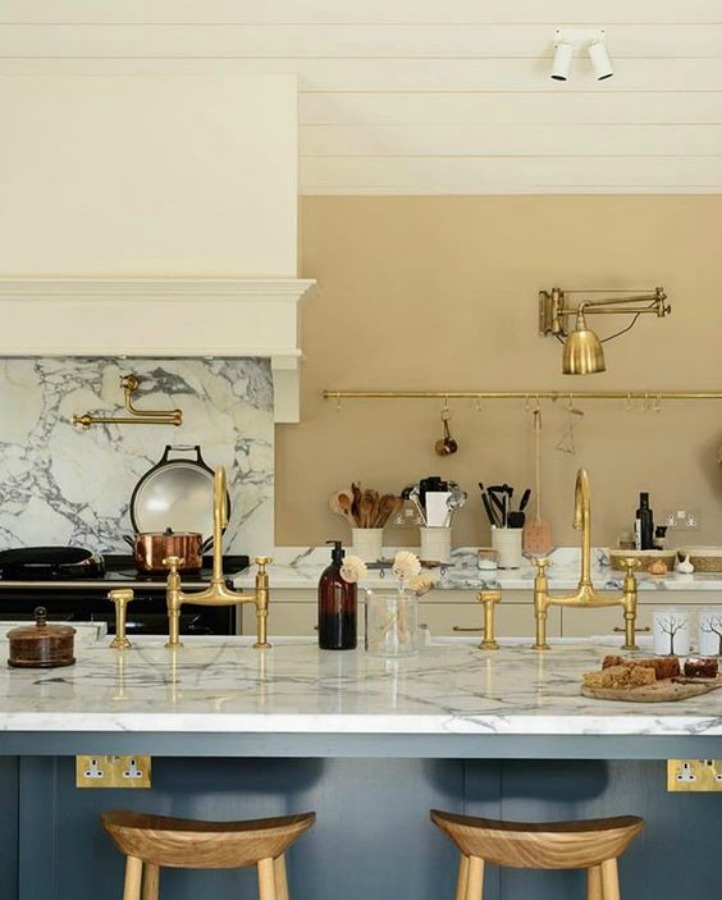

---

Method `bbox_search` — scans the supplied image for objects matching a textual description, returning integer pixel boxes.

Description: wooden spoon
[329,490,356,526]
[360,490,377,529]
[351,482,362,526]
[337,491,356,526]
[375,494,399,528]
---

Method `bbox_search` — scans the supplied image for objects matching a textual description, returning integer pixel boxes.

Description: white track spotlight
[587,37,613,80]
[551,37,573,81]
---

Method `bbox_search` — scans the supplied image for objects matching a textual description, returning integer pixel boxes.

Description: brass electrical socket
[667,759,722,791]
[76,755,151,789]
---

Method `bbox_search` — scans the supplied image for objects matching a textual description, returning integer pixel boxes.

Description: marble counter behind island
[232,546,722,593]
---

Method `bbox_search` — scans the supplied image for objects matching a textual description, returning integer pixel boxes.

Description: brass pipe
[73,374,183,429]
[121,374,182,420]
[323,390,722,401]
[73,413,182,428]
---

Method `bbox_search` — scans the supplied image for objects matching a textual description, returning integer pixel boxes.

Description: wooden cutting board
[582,677,722,703]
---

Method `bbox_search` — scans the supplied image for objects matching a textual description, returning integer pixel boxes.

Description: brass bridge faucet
[163,466,272,649]
[531,468,640,651]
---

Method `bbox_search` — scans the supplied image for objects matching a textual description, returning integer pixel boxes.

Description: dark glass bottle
[635,492,654,550]
[318,540,357,650]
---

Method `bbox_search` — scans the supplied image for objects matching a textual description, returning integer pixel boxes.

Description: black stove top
[0,553,250,586]
[100,554,251,583]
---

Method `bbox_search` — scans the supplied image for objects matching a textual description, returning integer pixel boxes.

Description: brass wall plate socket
[76,755,151,789]
[667,759,722,791]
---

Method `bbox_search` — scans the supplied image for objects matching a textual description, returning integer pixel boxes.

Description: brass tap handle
[108,588,134,649]
[532,557,552,572]
[621,558,641,575]
[477,588,502,650]
[163,555,186,574]
[252,556,273,649]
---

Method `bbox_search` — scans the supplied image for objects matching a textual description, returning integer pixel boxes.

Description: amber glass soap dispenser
[318,540,357,650]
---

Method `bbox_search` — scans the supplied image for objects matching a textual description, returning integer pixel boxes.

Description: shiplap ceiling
[1,0,721,193]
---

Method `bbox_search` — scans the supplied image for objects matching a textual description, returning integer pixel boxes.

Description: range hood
[0,276,314,423]
[0,74,312,421]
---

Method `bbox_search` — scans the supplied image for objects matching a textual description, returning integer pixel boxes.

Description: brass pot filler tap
[531,467,640,651]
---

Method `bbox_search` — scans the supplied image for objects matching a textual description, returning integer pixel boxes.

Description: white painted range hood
[0,276,314,422]
[0,74,313,421]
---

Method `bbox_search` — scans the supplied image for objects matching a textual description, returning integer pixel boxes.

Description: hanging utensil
[523,410,553,554]
[434,402,458,456]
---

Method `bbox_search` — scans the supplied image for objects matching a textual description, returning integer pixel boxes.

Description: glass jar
[365,591,419,657]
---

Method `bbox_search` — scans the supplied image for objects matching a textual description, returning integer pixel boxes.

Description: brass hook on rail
[72,374,183,429]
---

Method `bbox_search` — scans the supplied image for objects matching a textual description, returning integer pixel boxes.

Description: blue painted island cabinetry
[2,638,722,899]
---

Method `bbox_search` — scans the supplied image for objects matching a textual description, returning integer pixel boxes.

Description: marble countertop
[3,634,722,743]
[232,546,722,593]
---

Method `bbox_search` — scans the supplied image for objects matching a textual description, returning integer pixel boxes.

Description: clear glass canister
[365,591,419,657]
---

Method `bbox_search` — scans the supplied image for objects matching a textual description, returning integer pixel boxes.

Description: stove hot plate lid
[0,547,105,580]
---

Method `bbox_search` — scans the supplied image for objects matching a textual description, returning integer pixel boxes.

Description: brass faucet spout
[532,467,639,651]
[164,465,272,649]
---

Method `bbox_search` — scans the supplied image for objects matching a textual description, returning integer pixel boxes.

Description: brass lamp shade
[562,311,606,374]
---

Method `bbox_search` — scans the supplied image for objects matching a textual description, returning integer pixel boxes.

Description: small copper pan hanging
[435,402,458,456]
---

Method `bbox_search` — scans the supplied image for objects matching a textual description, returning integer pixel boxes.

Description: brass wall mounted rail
[323,390,722,402]
[73,374,183,429]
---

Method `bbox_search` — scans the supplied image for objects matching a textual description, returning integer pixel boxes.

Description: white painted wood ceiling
[1,1,721,194]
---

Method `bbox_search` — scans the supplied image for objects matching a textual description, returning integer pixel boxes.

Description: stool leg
[600,859,621,900]
[587,865,603,900]
[258,856,278,900]
[141,862,160,900]
[465,856,484,900]
[455,855,469,900]
[123,856,143,900]
[274,855,289,900]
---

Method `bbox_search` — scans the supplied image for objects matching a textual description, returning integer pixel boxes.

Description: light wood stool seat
[430,809,643,900]
[102,809,316,900]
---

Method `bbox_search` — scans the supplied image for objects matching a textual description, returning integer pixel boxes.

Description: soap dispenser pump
[318,540,357,650]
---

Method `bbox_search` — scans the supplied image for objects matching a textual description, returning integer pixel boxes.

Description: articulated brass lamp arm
[540,287,670,338]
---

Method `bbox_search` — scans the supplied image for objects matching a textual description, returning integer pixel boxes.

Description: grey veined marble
[0,357,274,556]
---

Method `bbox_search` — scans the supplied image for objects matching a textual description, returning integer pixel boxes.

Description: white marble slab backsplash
[0,357,274,556]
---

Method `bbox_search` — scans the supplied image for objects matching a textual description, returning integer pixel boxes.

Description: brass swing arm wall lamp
[539,287,671,375]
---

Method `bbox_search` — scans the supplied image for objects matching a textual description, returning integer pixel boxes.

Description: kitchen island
[2,636,722,899]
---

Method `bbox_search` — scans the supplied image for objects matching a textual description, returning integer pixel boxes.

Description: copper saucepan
[124,528,203,574]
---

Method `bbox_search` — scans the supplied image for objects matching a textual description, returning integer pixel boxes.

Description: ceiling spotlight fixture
[551,39,573,81]
[550,28,613,82]
[538,287,671,375]
[588,38,614,80]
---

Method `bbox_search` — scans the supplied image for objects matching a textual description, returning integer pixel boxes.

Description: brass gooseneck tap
[164,466,272,649]
[531,468,640,651]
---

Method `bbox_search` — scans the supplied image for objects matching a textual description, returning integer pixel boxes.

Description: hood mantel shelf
[0,277,315,423]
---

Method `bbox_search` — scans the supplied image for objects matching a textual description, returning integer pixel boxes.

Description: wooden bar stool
[102,809,316,900]
[430,809,643,900]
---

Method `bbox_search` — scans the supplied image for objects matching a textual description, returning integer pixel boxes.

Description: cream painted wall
[278,195,722,551]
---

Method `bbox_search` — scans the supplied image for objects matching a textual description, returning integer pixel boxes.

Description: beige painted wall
[276,196,722,551]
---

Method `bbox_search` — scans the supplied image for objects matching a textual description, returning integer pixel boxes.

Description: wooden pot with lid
[7,607,76,668]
